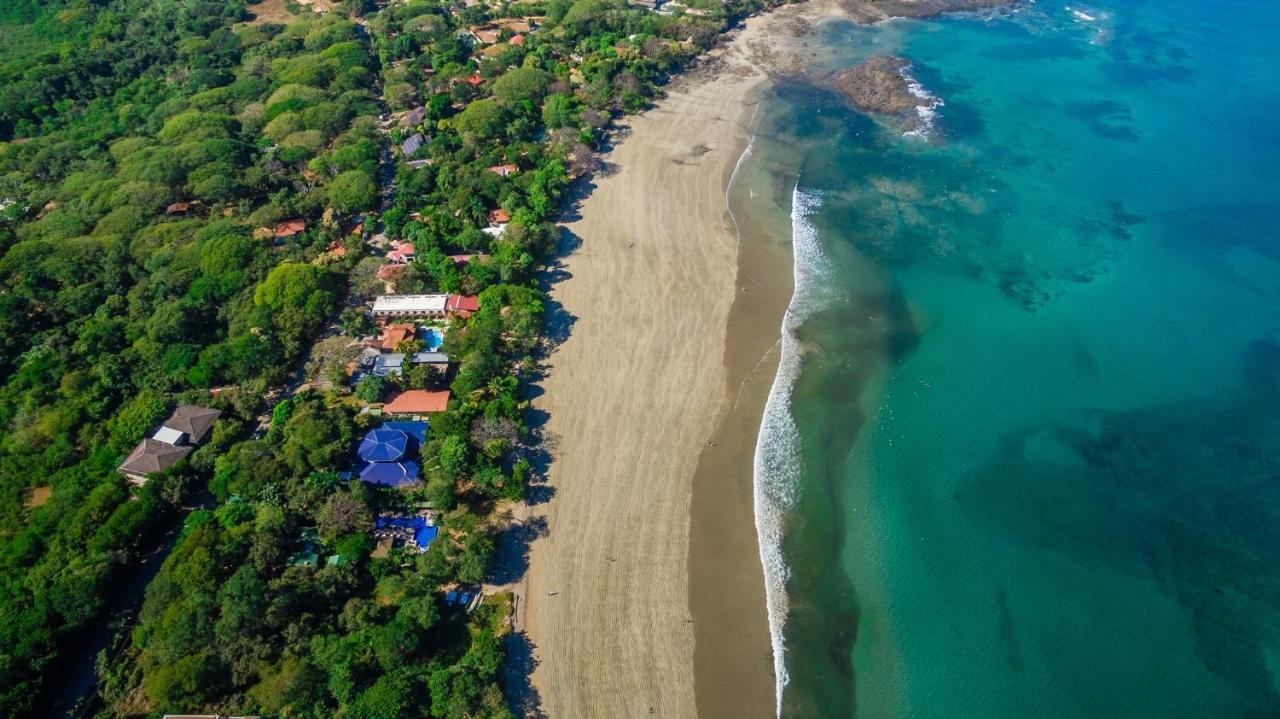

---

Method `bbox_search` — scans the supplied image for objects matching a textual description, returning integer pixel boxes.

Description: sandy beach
[521,5,820,716]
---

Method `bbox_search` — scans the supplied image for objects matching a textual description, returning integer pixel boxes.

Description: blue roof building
[359,460,421,487]
[381,420,428,446]
[358,427,408,462]
[354,422,430,488]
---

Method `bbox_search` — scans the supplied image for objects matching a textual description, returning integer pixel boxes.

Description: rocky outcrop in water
[826,55,942,136]
[829,56,918,116]
[840,0,1016,24]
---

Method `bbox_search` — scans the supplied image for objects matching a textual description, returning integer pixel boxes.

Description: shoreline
[523,4,820,715]
[687,99,795,716]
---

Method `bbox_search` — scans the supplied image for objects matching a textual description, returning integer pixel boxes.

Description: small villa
[273,219,307,239]
[487,164,519,177]
[374,323,416,350]
[387,240,415,264]
[400,133,424,157]
[368,350,452,378]
[399,106,427,128]
[117,405,221,485]
[383,389,451,415]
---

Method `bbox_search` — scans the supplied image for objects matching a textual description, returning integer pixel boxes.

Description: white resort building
[371,294,479,320]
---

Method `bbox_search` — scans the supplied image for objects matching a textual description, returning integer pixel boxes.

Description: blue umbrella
[357,428,407,463]
[359,460,421,487]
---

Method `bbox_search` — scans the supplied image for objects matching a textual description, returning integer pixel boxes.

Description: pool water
[422,327,444,351]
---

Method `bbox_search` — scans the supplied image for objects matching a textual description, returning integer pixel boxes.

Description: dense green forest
[0,0,781,715]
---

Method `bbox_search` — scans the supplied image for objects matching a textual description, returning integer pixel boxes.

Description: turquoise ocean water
[745,0,1280,716]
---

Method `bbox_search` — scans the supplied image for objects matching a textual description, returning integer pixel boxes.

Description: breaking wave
[753,185,834,716]
[898,63,945,140]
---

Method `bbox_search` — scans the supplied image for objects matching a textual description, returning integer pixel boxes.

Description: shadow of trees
[488,516,548,587]
[503,128,637,716]
[503,631,546,718]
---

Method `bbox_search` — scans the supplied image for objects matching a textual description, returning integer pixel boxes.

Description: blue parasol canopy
[359,460,421,487]
[357,428,407,463]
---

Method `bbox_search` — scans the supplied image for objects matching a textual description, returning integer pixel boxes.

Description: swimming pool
[422,327,444,351]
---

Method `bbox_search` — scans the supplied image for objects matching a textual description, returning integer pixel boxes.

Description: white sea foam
[753,185,834,716]
[727,102,762,251]
[1064,4,1113,44]
[1067,6,1097,22]
[898,64,944,140]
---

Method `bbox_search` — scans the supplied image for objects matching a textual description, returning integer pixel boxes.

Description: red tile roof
[377,324,415,349]
[510,33,526,46]
[447,294,480,316]
[274,219,307,238]
[383,390,451,414]
[488,164,519,177]
[377,264,406,280]
[487,209,511,224]
[387,242,416,263]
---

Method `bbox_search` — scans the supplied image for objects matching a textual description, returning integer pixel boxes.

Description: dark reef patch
[1065,99,1142,142]
[954,339,1280,712]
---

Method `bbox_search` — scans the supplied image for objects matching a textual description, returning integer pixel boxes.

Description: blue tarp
[376,515,438,548]
[381,420,428,446]
[359,460,420,487]
[357,428,408,463]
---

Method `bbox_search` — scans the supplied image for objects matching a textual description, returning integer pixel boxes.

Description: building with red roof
[446,294,480,317]
[274,219,307,238]
[387,241,416,264]
[383,390,451,415]
[375,323,416,350]
[488,164,519,177]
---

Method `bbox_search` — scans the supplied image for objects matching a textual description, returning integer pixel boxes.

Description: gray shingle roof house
[399,106,426,128]
[117,404,221,485]
[165,404,221,443]
[118,439,192,483]
[400,133,424,157]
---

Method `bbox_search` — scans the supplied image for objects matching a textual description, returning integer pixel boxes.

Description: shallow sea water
[746,0,1280,716]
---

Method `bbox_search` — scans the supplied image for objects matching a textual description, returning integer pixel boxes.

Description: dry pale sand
[522,6,823,717]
